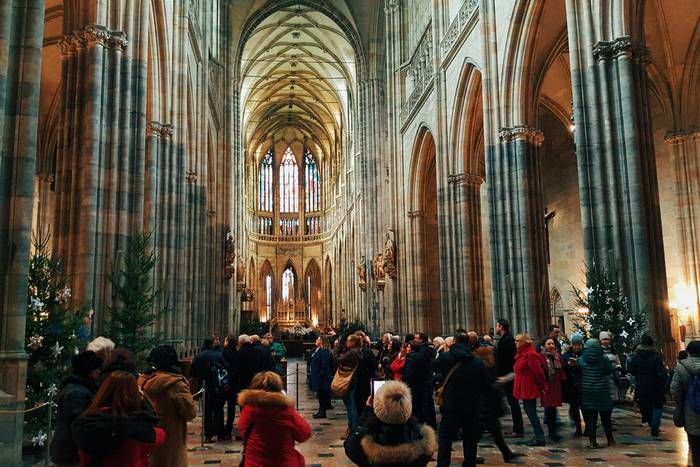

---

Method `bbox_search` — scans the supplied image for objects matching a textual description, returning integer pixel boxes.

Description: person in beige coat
[142,345,197,467]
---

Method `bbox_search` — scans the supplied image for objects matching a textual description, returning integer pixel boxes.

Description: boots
[312,409,327,419]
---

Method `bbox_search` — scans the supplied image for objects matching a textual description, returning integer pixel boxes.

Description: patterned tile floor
[186,359,692,467]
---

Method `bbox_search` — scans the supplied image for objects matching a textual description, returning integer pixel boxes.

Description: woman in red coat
[72,370,166,467]
[389,343,408,381]
[541,337,566,442]
[238,371,312,467]
[513,333,548,446]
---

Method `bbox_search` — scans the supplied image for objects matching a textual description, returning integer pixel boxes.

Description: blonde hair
[515,333,533,344]
[249,371,283,392]
[87,336,115,360]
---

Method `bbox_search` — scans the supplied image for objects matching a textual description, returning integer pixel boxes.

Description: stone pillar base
[0,352,28,467]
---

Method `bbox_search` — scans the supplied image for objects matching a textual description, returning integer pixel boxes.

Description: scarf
[541,349,562,383]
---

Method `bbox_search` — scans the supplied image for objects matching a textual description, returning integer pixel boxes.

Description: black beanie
[686,340,700,357]
[71,350,104,377]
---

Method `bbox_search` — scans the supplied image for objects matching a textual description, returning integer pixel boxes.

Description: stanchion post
[295,363,299,410]
[45,395,53,467]
[200,380,206,448]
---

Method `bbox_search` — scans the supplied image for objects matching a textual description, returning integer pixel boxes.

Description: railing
[440,0,479,60]
[400,23,434,125]
[250,232,326,243]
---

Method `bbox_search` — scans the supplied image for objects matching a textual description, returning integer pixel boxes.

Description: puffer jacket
[49,375,99,464]
[579,340,614,411]
[671,355,700,436]
[141,371,197,467]
[629,344,666,407]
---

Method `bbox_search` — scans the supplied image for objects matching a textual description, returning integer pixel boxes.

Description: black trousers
[689,433,700,467]
[478,417,514,460]
[504,381,524,434]
[410,383,437,429]
[317,389,331,413]
[437,409,480,467]
[583,408,613,443]
[569,401,583,432]
[224,390,237,435]
[203,390,225,438]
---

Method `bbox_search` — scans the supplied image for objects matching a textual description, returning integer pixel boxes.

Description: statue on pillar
[224,232,235,280]
[384,231,397,279]
[358,255,367,290]
[373,253,387,290]
[236,255,246,291]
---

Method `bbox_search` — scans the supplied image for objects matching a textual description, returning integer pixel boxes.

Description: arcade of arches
[0,0,699,461]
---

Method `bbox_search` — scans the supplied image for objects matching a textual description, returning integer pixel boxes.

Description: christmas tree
[25,234,90,445]
[571,263,647,364]
[109,233,165,368]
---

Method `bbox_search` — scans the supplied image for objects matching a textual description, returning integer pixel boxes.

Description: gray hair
[238,334,251,345]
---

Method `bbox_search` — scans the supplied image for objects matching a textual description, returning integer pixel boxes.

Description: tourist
[376,333,393,365]
[481,334,494,347]
[403,340,433,426]
[354,332,378,417]
[252,334,275,370]
[50,350,104,466]
[264,332,287,374]
[389,342,408,381]
[562,333,585,436]
[548,324,562,352]
[72,370,165,466]
[467,330,480,349]
[141,345,197,467]
[599,331,622,400]
[191,338,230,442]
[432,336,445,353]
[513,333,547,446]
[679,350,689,362]
[309,336,333,418]
[379,338,401,379]
[344,380,437,467]
[221,334,240,440]
[579,338,615,448]
[473,345,522,463]
[338,334,364,437]
[102,347,139,381]
[86,336,116,363]
[628,335,666,436]
[433,333,489,467]
[238,334,274,391]
[671,340,700,467]
[237,371,311,466]
[495,318,524,438]
[541,337,566,442]
[410,332,437,428]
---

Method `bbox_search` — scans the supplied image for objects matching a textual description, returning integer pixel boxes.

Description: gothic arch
[259,260,274,321]
[323,256,333,326]
[304,259,322,324]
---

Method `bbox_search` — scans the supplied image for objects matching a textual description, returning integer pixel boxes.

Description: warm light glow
[575,306,589,315]
[670,283,698,323]
[569,124,576,133]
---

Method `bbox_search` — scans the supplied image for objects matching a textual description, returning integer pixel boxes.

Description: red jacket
[237,389,312,467]
[513,343,548,400]
[541,351,566,408]
[390,355,406,381]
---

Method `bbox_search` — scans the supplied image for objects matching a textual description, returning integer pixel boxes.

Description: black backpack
[209,361,233,395]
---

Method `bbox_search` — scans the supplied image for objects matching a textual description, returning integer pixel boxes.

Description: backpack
[683,363,700,413]
[210,361,233,395]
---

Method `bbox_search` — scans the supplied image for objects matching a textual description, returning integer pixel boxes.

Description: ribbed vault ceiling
[241,4,356,161]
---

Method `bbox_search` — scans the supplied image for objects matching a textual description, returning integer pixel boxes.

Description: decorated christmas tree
[24,234,90,445]
[109,233,165,368]
[571,263,647,364]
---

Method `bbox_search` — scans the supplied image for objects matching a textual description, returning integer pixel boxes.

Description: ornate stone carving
[592,36,633,61]
[224,231,235,280]
[400,24,434,124]
[407,210,423,219]
[358,255,367,290]
[161,124,174,139]
[447,173,484,186]
[384,231,397,279]
[186,172,197,184]
[440,0,478,57]
[57,26,129,55]
[147,122,175,138]
[236,255,246,291]
[384,0,401,14]
[372,254,387,289]
[498,126,545,146]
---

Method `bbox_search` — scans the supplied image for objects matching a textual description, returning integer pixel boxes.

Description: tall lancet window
[282,267,294,302]
[258,150,273,212]
[280,147,298,213]
[304,149,320,212]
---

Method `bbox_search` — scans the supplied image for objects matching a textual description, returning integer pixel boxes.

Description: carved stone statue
[373,254,387,282]
[358,255,367,289]
[236,255,246,284]
[384,232,396,279]
[224,232,235,280]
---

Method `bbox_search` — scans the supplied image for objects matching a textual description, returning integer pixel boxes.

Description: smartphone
[372,378,386,396]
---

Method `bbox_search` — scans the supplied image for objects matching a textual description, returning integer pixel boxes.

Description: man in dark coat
[221,334,239,440]
[404,338,436,428]
[191,338,230,441]
[50,350,103,465]
[354,333,378,418]
[237,334,273,391]
[629,334,667,436]
[495,318,523,437]
[562,333,585,436]
[433,333,489,467]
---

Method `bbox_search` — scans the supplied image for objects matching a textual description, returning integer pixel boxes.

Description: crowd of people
[47,323,700,467]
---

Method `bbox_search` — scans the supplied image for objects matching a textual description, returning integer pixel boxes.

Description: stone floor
[186,359,692,466]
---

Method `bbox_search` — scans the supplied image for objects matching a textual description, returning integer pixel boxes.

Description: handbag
[239,422,254,467]
[436,362,462,407]
[625,384,636,402]
[331,364,356,395]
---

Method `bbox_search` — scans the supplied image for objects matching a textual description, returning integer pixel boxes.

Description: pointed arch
[304,259,322,324]
[259,260,274,321]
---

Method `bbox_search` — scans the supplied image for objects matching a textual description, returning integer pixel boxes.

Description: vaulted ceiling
[240,4,357,162]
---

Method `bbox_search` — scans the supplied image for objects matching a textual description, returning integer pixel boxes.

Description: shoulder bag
[331,364,357,395]
[436,362,462,407]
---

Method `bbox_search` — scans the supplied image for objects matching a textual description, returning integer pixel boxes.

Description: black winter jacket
[236,343,273,390]
[49,374,99,464]
[629,345,667,406]
[496,333,516,376]
[432,343,489,413]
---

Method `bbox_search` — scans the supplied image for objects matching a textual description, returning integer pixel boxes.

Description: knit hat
[571,333,584,345]
[71,350,104,377]
[686,340,700,356]
[599,331,612,341]
[373,381,412,425]
[641,335,654,346]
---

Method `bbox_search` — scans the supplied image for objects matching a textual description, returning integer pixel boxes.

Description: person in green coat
[265,333,287,374]
[578,339,615,448]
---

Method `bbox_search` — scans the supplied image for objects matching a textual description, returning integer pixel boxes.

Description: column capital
[147,122,174,138]
[407,210,423,219]
[186,172,198,184]
[665,130,700,145]
[448,173,484,186]
[384,0,401,15]
[592,36,633,61]
[498,126,544,146]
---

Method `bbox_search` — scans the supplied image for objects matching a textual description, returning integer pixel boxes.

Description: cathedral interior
[1,0,700,462]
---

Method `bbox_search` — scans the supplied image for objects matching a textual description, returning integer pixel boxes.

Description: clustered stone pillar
[0,1,45,464]
[567,0,675,356]
[487,127,549,335]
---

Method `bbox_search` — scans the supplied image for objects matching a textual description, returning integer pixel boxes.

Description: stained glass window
[304,149,320,212]
[280,218,299,236]
[282,267,294,301]
[305,216,320,235]
[265,275,272,320]
[259,151,273,212]
[280,147,298,213]
[259,217,272,235]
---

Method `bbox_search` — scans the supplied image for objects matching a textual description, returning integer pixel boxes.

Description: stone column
[566,1,674,355]
[488,127,549,336]
[0,1,45,464]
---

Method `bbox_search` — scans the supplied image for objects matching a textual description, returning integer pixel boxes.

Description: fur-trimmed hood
[237,389,294,408]
[360,424,437,465]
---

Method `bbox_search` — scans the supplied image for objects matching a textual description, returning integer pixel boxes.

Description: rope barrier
[0,401,50,414]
